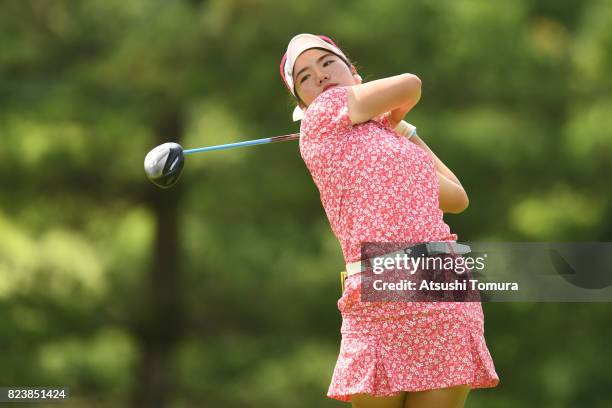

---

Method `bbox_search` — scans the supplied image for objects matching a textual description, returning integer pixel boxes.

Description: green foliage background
[1,0,611,407]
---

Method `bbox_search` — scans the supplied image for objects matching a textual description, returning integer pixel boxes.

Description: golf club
[144,133,299,188]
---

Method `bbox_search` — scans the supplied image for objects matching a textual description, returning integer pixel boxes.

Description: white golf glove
[394,120,417,140]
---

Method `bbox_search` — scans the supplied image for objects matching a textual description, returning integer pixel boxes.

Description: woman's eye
[300,74,310,84]
[323,60,334,67]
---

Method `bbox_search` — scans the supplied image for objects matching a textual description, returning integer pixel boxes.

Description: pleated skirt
[327,274,500,403]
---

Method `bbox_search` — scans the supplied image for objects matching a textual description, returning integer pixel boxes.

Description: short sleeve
[300,86,352,138]
[377,114,393,130]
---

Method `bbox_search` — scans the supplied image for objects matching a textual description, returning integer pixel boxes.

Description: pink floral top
[299,86,457,264]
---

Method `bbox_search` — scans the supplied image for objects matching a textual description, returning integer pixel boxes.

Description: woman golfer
[280,34,499,408]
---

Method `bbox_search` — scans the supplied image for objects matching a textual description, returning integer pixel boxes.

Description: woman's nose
[316,70,329,84]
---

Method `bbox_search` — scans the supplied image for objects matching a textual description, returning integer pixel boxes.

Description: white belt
[344,242,471,277]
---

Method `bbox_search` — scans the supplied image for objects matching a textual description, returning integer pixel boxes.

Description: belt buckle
[406,243,427,258]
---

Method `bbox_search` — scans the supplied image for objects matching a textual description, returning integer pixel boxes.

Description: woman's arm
[409,133,469,213]
[437,171,469,214]
[347,74,466,212]
[347,74,422,125]
[409,134,463,187]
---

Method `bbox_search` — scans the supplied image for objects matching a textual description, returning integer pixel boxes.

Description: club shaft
[183,133,299,155]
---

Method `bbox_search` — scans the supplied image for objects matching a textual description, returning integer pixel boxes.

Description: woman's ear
[351,66,362,84]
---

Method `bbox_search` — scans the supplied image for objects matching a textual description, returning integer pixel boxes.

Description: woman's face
[293,48,358,108]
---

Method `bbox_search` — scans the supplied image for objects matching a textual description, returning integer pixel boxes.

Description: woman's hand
[379,111,401,129]
[378,97,418,129]
[386,104,413,129]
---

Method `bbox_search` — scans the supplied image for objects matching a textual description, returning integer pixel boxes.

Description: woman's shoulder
[301,86,352,135]
[312,85,349,106]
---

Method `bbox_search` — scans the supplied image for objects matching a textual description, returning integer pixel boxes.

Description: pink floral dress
[299,86,500,402]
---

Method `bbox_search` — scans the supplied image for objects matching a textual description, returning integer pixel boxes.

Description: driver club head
[144,142,185,189]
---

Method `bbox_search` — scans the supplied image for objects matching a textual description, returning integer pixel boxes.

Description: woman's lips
[322,83,338,92]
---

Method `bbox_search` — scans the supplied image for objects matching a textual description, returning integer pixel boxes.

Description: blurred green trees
[1,0,611,407]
